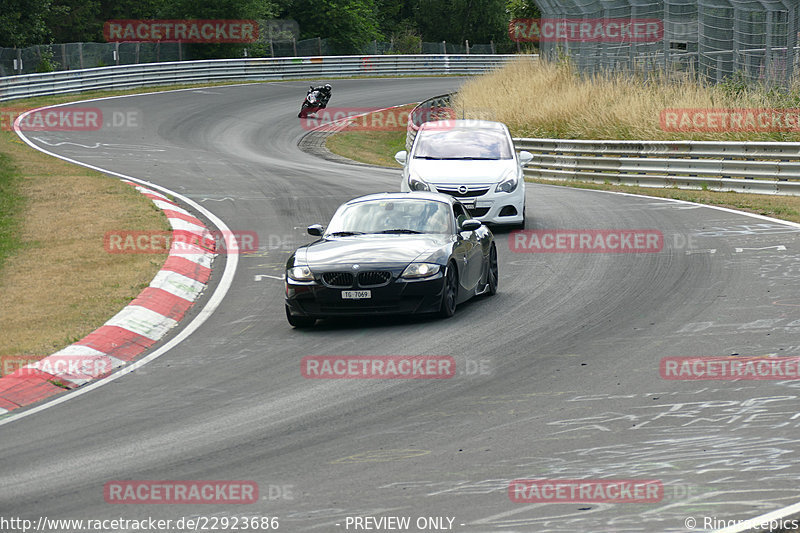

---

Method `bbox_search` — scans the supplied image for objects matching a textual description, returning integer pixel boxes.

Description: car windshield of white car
[414,130,513,160]
[326,199,452,235]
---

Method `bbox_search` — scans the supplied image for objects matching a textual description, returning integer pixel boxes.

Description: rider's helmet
[324,84,332,91]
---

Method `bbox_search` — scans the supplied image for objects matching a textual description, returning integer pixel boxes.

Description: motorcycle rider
[307,83,332,108]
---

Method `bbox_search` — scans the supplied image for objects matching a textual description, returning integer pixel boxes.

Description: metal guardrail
[405,93,453,151]
[0,55,517,102]
[515,138,800,196]
[405,94,800,196]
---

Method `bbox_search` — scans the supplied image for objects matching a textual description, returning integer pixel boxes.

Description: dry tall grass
[453,56,800,141]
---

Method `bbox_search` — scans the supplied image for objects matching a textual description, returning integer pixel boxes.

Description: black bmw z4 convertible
[285,192,498,327]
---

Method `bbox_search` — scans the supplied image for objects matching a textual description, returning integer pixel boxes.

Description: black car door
[453,202,483,290]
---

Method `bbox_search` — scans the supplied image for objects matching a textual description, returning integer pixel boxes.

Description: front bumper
[285,272,446,318]
[401,178,525,226]
[446,187,525,226]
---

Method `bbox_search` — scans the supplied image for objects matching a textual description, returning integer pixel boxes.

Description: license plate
[461,199,476,208]
[342,290,371,299]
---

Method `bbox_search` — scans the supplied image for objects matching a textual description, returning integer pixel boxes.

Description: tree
[412,0,508,44]
[281,0,382,54]
[47,0,102,43]
[159,0,279,59]
[506,0,541,19]
[0,0,52,48]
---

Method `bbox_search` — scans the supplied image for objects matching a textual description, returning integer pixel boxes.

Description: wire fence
[534,0,799,87]
[0,38,498,77]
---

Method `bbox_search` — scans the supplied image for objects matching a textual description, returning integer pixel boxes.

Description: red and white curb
[0,180,216,414]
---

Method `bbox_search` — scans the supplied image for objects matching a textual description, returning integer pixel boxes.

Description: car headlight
[287,266,314,281]
[408,175,432,192]
[495,173,519,193]
[401,263,441,279]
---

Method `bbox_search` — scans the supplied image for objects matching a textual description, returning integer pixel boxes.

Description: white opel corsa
[395,119,533,228]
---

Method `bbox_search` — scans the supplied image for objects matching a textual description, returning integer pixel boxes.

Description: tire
[286,305,315,328]
[439,262,458,318]
[298,104,309,118]
[486,244,498,296]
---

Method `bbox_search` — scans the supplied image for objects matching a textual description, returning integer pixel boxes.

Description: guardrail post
[466,40,470,54]
[441,41,446,54]
[78,42,84,69]
[114,42,119,65]
[135,42,140,64]
[178,41,182,62]
[293,37,297,57]
[15,48,22,74]
[61,44,67,70]
[318,37,322,55]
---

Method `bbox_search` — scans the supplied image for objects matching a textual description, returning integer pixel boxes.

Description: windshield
[326,199,452,235]
[413,129,513,160]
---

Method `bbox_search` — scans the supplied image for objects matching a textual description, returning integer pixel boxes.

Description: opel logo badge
[353,264,360,270]
[458,185,468,195]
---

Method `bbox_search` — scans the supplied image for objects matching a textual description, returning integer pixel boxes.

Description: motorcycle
[298,86,330,118]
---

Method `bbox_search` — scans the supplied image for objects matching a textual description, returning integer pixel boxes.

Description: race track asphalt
[3,77,800,532]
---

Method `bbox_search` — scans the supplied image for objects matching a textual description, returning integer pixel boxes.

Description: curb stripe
[163,209,205,227]
[105,306,179,341]
[169,218,209,235]
[149,270,207,301]
[152,199,188,214]
[76,325,155,361]
[161,255,212,283]
[130,287,193,320]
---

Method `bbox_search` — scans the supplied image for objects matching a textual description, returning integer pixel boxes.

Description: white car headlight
[408,175,432,192]
[495,173,519,193]
[401,263,441,279]
[287,266,314,281]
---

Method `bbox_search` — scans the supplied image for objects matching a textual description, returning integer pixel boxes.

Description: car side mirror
[460,219,481,232]
[307,224,323,236]
[518,150,533,166]
[394,150,408,166]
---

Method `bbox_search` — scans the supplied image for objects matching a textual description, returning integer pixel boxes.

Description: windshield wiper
[442,156,498,160]
[414,156,445,160]
[328,231,365,236]
[377,229,423,234]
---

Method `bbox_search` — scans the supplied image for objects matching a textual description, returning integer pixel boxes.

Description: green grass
[325,130,407,168]
[323,103,416,168]
[0,152,24,270]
